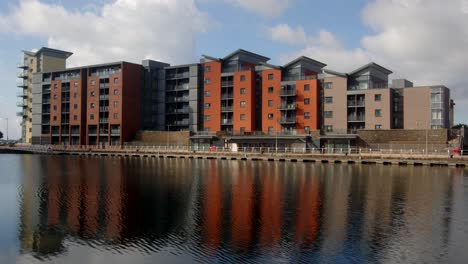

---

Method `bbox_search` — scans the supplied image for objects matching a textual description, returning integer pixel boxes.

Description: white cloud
[227,0,290,18]
[268,0,468,123]
[0,0,211,66]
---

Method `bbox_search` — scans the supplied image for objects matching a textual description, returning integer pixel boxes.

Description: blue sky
[0,0,467,139]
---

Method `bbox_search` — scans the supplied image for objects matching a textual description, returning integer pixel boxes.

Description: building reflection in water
[17,156,467,262]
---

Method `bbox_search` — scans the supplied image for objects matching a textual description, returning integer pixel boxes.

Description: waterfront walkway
[1,145,468,168]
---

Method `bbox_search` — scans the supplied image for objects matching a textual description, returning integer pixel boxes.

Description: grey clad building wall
[31,73,43,144]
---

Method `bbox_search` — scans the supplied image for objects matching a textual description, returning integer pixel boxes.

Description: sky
[0,0,467,139]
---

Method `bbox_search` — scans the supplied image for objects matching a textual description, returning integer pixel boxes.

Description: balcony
[99,95,109,100]
[110,129,120,135]
[100,106,109,112]
[99,129,109,135]
[278,104,296,110]
[16,91,27,98]
[348,100,365,107]
[221,81,234,87]
[174,108,189,114]
[167,96,189,103]
[17,110,27,117]
[166,72,190,80]
[16,101,27,107]
[43,88,51,94]
[172,120,189,126]
[281,74,317,82]
[348,115,365,122]
[221,93,234,100]
[43,99,51,104]
[167,83,189,91]
[222,119,233,125]
[279,89,296,96]
[17,62,28,69]
[99,118,109,124]
[18,72,28,79]
[17,81,27,88]
[88,129,98,135]
[99,83,110,89]
[221,106,233,112]
[280,117,296,124]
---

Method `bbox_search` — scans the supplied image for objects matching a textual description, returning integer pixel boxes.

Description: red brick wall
[262,69,282,132]
[203,61,222,132]
[233,70,256,132]
[296,79,319,132]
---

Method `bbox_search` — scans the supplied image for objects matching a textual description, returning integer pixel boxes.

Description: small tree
[452,123,467,129]
[0,131,3,139]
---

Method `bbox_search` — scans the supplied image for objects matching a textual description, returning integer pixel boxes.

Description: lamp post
[0,117,8,140]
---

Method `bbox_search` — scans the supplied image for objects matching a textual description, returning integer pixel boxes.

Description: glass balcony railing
[348,100,365,107]
[222,119,233,125]
[221,106,233,112]
[278,104,296,110]
[279,89,296,96]
[348,115,365,122]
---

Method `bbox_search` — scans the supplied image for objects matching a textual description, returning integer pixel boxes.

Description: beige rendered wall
[364,89,392,129]
[24,55,37,143]
[323,76,348,131]
[403,87,431,129]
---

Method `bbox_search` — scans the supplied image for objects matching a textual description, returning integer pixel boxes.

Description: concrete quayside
[1,145,468,168]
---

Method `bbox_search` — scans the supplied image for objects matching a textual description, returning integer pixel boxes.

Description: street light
[0,117,8,140]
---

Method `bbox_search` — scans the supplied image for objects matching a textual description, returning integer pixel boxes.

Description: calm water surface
[0,154,467,263]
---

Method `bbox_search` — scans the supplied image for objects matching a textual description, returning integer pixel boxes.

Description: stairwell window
[268,100,273,107]
[240,75,246,82]
[324,111,333,118]
[114,89,119,95]
[304,98,310,105]
[204,66,211,72]
[304,112,310,119]
[375,124,382,129]
[114,113,118,119]
[268,87,274,94]
[268,73,274,80]
[375,94,382,101]
[240,114,246,120]
[204,78,211,84]
[114,77,119,84]
[240,101,246,108]
[240,88,246,94]
[325,97,333,104]
[304,84,310,91]
[204,115,211,121]
[268,113,274,120]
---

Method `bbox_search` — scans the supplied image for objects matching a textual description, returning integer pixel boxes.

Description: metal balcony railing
[280,117,296,123]
[348,115,365,122]
[278,104,296,110]
[110,129,121,135]
[222,119,233,125]
[166,72,189,79]
[99,118,109,124]
[348,100,365,107]
[18,72,28,79]
[16,91,27,97]
[100,106,109,112]
[279,89,296,96]
[17,81,27,88]
[221,81,234,87]
[17,62,28,69]
[99,95,109,100]
[221,106,233,112]
[221,93,234,100]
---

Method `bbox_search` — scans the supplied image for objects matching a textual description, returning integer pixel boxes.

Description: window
[54,84,58,89]
[73,115,77,121]
[304,84,310,91]
[74,82,78,87]
[268,100,273,107]
[240,88,246,94]
[325,97,333,104]
[324,125,333,132]
[432,109,442,119]
[73,104,78,109]
[304,112,310,119]
[324,82,332,89]
[375,94,382,101]
[240,127,245,133]
[114,89,118,95]
[204,78,211,84]
[204,115,211,121]
[204,103,211,109]
[268,73,274,80]
[90,114,94,120]
[268,113,274,120]
[114,77,119,84]
[53,94,58,99]
[73,93,77,98]
[375,124,382,129]
[114,101,118,108]
[204,91,211,97]
[53,116,57,121]
[53,105,57,110]
[324,111,333,118]
[90,91,95,97]
[304,126,310,132]
[204,66,211,72]
[240,75,246,82]
[114,113,118,119]
[240,114,246,120]
[91,103,95,109]
[268,127,274,133]
[304,98,310,105]
[375,109,382,117]
[91,80,95,86]
[240,101,246,108]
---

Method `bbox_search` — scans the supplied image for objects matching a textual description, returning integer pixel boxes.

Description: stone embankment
[1,145,468,168]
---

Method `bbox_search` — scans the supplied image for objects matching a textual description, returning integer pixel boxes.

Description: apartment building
[32,62,142,146]
[18,48,72,143]
[390,80,452,129]
[201,49,325,135]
